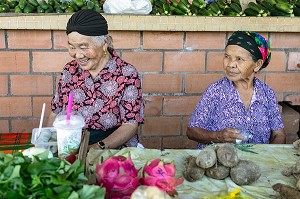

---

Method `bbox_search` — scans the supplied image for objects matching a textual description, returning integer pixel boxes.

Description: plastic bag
[103,0,152,14]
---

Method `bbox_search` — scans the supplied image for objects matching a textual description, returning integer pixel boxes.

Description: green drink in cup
[53,111,85,163]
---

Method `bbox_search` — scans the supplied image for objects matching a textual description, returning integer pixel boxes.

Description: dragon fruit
[95,154,140,199]
[141,159,184,197]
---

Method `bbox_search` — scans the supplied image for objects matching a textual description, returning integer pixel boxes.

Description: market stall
[86,144,299,199]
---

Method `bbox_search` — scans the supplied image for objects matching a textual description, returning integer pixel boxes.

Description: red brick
[285,95,300,106]
[11,75,53,95]
[7,30,52,49]
[142,117,181,136]
[280,103,300,144]
[165,52,205,72]
[139,137,161,149]
[266,73,300,92]
[265,51,286,72]
[186,32,226,50]
[288,52,300,71]
[207,52,224,71]
[0,97,32,117]
[0,30,5,49]
[0,120,9,133]
[0,52,30,72]
[32,51,72,72]
[276,93,284,102]
[182,116,190,135]
[271,33,300,49]
[122,52,162,72]
[144,96,163,116]
[0,75,8,96]
[33,97,54,119]
[163,96,200,116]
[255,73,265,82]
[185,74,223,93]
[11,119,38,134]
[53,30,68,49]
[109,31,140,49]
[143,32,183,49]
[143,74,182,93]
[162,136,197,149]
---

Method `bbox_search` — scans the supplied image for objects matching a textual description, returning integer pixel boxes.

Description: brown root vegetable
[205,164,230,180]
[297,179,300,190]
[282,166,294,177]
[196,147,217,169]
[273,183,300,199]
[216,144,239,168]
[183,156,205,182]
[230,159,261,185]
[292,159,300,174]
[293,139,300,150]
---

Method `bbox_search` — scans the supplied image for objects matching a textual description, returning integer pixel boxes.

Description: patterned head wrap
[226,31,271,69]
[66,9,108,36]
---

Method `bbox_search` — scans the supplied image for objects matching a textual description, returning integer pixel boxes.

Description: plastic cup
[236,130,253,144]
[53,111,85,163]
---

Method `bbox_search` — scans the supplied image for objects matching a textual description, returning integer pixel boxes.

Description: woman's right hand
[218,128,244,143]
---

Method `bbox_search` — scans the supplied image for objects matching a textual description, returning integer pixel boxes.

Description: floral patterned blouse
[188,77,284,149]
[51,48,144,145]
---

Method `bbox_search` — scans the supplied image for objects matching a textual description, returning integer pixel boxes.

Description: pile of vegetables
[95,153,184,198]
[0,151,105,199]
[272,139,300,199]
[151,0,300,16]
[183,143,261,186]
[0,0,299,16]
[0,0,104,13]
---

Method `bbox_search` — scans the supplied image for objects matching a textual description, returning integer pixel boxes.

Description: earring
[104,51,107,57]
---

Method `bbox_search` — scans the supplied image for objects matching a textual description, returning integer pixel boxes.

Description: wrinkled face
[67,32,106,72]
[223,45,261,82]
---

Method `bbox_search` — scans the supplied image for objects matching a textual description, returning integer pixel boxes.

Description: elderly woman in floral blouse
[186,31,286,149]
[47,9,144,150]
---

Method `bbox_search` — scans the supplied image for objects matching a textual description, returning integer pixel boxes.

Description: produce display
[0,0,104,13]
[273,139,300,199]
[95,154,184,198]
[183,143,261,186]
[151,0,300,16]
[0,0,299,16]
[0,150,105,199]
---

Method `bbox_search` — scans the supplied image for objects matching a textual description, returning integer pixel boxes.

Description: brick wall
[0,30,300,149]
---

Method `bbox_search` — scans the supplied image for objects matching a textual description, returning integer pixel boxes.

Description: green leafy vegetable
[233,144,259,154]
[0,151,105,199]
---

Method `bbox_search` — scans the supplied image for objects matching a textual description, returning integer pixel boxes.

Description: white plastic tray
[31,127,57,146]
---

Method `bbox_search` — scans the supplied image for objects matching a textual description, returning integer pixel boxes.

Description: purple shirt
[188,77,284,149]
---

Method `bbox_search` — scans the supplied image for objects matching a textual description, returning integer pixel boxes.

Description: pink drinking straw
[66,93,74,121]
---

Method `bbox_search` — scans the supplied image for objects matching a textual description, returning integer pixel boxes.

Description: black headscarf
[226,31,271,69]
[66,9,108,36]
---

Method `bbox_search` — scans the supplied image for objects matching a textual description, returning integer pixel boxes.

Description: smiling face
[223,45,262,83]
[67,32,108,73]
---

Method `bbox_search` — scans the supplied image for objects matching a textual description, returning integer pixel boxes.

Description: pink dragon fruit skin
[141,158,184,197]
[95,155,140,199]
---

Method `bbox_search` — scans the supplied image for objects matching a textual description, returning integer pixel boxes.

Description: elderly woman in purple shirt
[186,31,286,149]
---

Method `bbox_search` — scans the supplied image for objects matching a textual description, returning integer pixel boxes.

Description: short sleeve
[120,70,144,125]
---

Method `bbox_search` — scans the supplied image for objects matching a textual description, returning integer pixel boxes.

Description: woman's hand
[186,127,245,144]
[218,128,245,143]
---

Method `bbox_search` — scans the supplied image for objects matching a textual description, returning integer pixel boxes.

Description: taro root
[183,156,205,182]
[293,139,300,150]
[273,183,300,199]
[205,164,230,180]
[230,159,261,185]
[216,144,239,168]
[196,147,217,169]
